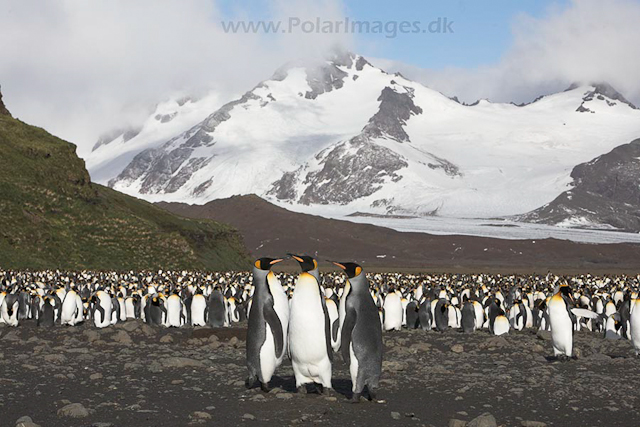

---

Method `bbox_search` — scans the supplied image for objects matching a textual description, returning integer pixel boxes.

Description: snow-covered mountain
[88,52,640,224]
[86,92,225,184]
[518,138,640,232]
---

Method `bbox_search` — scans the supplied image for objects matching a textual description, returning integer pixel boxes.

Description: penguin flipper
[321,296,333,362]
[263,302,284,358]
[340,306,357,363]
[96,304,105,324]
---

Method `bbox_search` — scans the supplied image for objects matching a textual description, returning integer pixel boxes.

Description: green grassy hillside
[0,111,249,270]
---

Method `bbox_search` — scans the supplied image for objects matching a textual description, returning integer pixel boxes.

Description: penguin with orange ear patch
[246,257,288,393]
[332,261,382,402]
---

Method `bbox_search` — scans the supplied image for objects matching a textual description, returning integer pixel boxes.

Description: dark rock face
[0,86,10,117]
[155,112,177,123]
[269,84,444,207]
[363,87,422,142]
[298,136,407,205]
[576,82,637,112]
[267,170,299,201]
[270,136,408,206]
[303,62,348,99]
[519,139,640,232]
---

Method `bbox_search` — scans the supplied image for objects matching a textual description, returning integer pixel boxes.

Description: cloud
[0,0,350,156]
[375,0,640,106]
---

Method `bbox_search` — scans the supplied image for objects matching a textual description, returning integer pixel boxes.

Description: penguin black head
[253,257,284,271]
[288,254,317,272]
[559,284,574,301]
[330,261,362,279]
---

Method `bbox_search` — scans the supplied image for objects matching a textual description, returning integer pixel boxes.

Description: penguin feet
[350,392,362,403]
[245,376,258,389]
[321,386,338,397]
[260,382,271,393]
[367,387,378,401]
[296,385,308,395]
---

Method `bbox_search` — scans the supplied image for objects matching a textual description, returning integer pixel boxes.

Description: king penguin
[547,284,576,359]
[630,297,640,356]
[332,261,383,402]
[246,257,289,392]
[289,255,334,394]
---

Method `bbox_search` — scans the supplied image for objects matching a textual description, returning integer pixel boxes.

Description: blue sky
[218,0,570,69]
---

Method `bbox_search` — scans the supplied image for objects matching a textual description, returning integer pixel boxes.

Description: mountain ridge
[87,52,640,230]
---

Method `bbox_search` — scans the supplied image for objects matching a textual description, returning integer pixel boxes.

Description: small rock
[467,413,497,427]
[16,416,41,427]
[117,321,140,332]
[521,421,547,427]
[111,330,133,345]
[451,344,464,353]
[160,335,174,343]
[92,423,115,427]
[449,420,467,427]
[250,394,265,401]
[83,330,100,342]
[190,411,212,420]
[139,324,157,336]
[324,396,338,402]
[161,357,204,368]
[228,336,239,347]
[43,354,66,364]
[243,413,256,420]
[276,393,293,400]
[382,360,408,372]
[536,330,552,341]
[391,412,401,420]
[57,403,91,418]
[89,373,103,380]
[171,379,184,385]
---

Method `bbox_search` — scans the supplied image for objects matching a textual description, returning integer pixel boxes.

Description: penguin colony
[2,266,640,398]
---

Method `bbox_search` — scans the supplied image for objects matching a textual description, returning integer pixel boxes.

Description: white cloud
[0,0,350,156]
[375,0,640,106]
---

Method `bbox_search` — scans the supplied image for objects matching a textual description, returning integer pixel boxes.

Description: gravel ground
[2,321,640,427]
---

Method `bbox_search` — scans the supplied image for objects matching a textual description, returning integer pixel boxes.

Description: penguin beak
[270,259,284,265]
[287,254,304,263]
[328,261,346,270]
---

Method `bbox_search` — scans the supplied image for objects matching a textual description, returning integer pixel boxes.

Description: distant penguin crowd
[2,265,640,398]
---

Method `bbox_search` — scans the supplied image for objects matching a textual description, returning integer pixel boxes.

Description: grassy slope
[0,113,249,270]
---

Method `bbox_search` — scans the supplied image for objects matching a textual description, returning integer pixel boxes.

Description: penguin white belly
[289,279,331,387]
[61,292,80,326]
[125,299,136,319]
[448,306,460,328]
[93,293,112,328]
[73,295,84,324]
[473,303,484,328]
[630,301,640,355]
[118,299,126,321]
[548,297,573,356]
[191,296,207,326]
[349,342,359,393]
[1,300,19,326]
[604,316,621,340]
[0,294,5,324]
[493,316,510,336]
[166,297,183,327]
[259,325,277,383]
[383,294,402,331]
[326,299,340,352]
